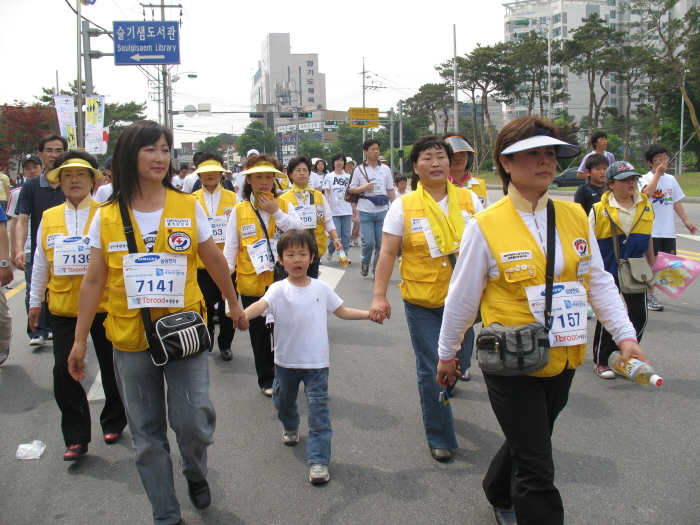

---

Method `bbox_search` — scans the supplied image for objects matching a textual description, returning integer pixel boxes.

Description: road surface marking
[678,234,700,242]
[318,266,345,291]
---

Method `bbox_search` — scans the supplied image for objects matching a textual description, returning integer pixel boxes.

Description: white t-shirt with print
[261,278,343,369]
[88,201,212,252]
[322,172,352,216]
[638,171,685,238]
[348,163,395,213]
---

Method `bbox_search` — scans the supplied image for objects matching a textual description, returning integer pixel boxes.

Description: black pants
[592,275,647,367]
[482,368,576,525]
[52,312,126,446]
[240,294,274,389]
[307,258,320,279]
[652,237,676,256]
[197,269,237,352]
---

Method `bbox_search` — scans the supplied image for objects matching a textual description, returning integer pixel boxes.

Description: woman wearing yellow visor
[224,153,304,396]
[192,154,238,361]
[29,151,126,461]
[443,134,490,208]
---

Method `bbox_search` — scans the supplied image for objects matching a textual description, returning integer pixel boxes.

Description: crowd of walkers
[0,114,690,525]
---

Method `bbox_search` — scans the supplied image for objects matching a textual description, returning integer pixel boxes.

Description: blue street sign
[113,21,180,65]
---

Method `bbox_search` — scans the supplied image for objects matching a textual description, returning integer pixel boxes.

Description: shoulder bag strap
[544,199,556,334]
[607,214,623,265]
[118,200,156,343]
[253,205,277,265]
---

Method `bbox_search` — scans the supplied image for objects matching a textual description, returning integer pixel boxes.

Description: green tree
[564,13,622,131]
[197,133,235,154]
[236,121,277,156]
[437,57,482,155]
[104,101,147,156]
[297,136,326,158]
[628,0,700,150]
[326,123,364,162]
[403,83,452,134]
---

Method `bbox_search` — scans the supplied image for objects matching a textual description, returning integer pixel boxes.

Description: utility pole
[76,0,83,148]
[361,57,366,153]
[398,100,404,174]
[453,24,459,133]
[389,107,395,175]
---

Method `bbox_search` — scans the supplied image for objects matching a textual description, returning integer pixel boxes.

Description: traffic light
[279,112,294,118]
[249,112,265,118]
[325,120,338,126]
[298,112,312,118]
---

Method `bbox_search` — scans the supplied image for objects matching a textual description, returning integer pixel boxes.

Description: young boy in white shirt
[639,144,698,311]
[243,229,382,484]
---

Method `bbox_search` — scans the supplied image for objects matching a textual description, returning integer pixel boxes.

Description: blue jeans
[359,209,388,272]
[404,300,471,450]
[113,349,215,525]
[25,252,51,339]
[272,365,331,464]
[328,214,352,256]
[455,326,475,371]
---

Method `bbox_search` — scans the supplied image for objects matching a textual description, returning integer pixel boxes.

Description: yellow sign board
[349,107,379,128]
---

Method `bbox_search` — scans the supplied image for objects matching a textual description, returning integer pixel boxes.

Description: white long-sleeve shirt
[438,189,637,361]
[29,196,93,309]
[223,201,304,273]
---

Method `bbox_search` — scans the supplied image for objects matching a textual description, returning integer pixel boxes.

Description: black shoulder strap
[252,205,277,265]
[544,199,556,334]
[118,200,155,342]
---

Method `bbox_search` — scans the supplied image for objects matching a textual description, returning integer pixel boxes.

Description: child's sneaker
[283,429,299,446]
[647,294,664,311]
[309,463,329,484]
[594,363,616,379]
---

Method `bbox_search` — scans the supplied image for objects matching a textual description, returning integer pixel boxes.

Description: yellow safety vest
[469,178,488,207]
[193,187,237,269]
[235,199,287,297]
[476,197,591,377]
[41,201,106,317]
[592,191,653,276]
[278,188,327,257]
[99,190,204,352]
[399,188,475,308]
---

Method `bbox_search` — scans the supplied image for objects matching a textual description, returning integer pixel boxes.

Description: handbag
[366,194,390,206]
[608,214,654,294]
[253,206,287,282]
[118,201,211,366]
[475,199,556,376]
[343,167,360,204]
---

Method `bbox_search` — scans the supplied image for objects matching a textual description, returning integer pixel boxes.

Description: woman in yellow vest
[590,161,654,380]
[436,116,650,525]
[370,136,483,461]
[278,155,342,278]
[28,150,126,461]
[443,133,490,208]
[192,153,238,362]
[66,120,248,525]
[223,153,304,396]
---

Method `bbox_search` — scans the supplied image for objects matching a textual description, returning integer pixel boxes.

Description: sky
[0,0,505,149]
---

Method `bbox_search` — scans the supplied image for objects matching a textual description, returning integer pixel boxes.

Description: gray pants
[113,348,215,525]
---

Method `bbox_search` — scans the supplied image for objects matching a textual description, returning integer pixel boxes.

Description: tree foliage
[0,102,58,172]
[197,133,235,154]
[403,83,453,134]
[298,136,326,159]
[236,121,278,156]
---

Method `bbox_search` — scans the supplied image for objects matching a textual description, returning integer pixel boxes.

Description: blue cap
[104,156,113,170]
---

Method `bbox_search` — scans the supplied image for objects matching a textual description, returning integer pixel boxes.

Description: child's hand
[369,308,387,324]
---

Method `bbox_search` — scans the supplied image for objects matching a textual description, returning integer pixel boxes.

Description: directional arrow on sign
[130,54,166,61]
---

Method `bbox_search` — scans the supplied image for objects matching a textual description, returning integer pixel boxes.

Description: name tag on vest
[165,218,191,228]
[109,241,128,252]
[241,224,257,239]
[500,250,533,263]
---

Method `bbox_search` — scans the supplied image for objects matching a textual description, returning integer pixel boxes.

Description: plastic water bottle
[337,250,349,267]
[608,351,663,387]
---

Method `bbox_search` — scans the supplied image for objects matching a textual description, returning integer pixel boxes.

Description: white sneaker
[29,335,46,347]
[326,251,332,260]
[309,463,330,484]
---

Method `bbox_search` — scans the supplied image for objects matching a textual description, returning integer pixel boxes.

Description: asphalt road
[1,191,699,525]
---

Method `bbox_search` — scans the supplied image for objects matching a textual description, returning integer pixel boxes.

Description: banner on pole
[85,96,105,134]
[54,95,77,149]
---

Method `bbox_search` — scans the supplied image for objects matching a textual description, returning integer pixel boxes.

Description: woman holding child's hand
[370,135,483,462]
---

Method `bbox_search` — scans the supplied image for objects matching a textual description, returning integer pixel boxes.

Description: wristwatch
[0,260,11,268]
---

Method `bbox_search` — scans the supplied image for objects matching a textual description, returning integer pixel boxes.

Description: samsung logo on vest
[63,236,83,243]
[135,255,161,264]
[541,285,565,296]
